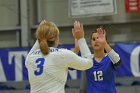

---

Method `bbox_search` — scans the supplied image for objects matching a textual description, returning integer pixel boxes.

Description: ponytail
[39,40,49,55]
[36,21,59,55]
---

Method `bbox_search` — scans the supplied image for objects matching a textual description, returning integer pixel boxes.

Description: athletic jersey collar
[92,54,108,64]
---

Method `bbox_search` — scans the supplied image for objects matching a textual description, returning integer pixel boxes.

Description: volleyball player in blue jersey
[74,27,121,93]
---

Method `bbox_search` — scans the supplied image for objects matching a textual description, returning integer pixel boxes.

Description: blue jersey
[86,55,117,93]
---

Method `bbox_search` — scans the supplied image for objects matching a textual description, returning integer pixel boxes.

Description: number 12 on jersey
[93,71,103,81]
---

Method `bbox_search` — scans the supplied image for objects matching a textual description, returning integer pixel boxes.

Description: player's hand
[39,20,47,26]
[96,28,107,47]
[73,21,84,40]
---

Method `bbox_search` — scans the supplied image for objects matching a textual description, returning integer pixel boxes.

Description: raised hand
[96,28,107,47]
[39,20,47,26]
[72,25,80,54]
[72,21,84,40]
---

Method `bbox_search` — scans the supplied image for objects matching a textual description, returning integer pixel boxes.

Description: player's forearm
[73,47,80,54]
[66,36,93,70]
[104,42,112,53]
[107,49,120,64]
[104,42,120,64]
[78,38,91,58]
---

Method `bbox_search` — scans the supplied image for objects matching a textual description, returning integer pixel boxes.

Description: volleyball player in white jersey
[25,20,93,93]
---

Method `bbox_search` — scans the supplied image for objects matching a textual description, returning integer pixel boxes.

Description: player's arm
[73,39,80,54]
[107,49,121,66]
[72,28,80,54]
[69,39,80,70]
[64,21,93,70]
[70,30,80,71]
[97,28,121,66]
[64,46,92,70]
[103,39,120,65]
[73,21,91,58]
[68,38,92,70]
[103,35,121,66]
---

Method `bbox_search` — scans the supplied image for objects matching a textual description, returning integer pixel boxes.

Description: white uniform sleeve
[28,40,39,54]
[63,50,93,70]
[78,38,91,58]
[63,38,93,70]
[107,49,120,64]
[25,40,39,68]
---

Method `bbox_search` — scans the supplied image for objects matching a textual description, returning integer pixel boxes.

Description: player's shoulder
[25,49,42,67]
[50,47,70,52]
[58,48,73,54]
[59,48,71,52]
[28,49,41,55]
[51,47,74,57]
[25,49,42,62]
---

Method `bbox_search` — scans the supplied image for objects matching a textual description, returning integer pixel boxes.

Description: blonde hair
[35,21,59,55]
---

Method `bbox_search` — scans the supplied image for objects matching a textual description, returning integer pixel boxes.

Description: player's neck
[94,50,105,62]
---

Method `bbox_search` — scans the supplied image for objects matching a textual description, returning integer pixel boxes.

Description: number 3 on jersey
[93,71,103,81]
[34,58,45,76]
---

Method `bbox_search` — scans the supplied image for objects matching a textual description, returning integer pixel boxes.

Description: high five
[25,20,93,93]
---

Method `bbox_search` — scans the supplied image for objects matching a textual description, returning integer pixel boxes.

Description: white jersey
[25,38,93,93]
